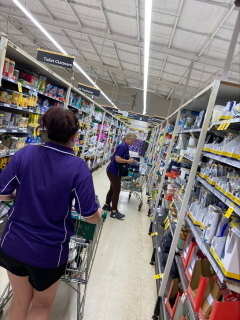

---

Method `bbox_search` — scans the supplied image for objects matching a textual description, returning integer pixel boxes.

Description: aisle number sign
[78,83,100,97]
[37,49,75,69]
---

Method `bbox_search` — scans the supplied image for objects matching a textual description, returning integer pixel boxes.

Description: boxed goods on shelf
[210,225,240,282]
[181,233,198,268]
[187,258,215,312]
[165,278,183,319]
[186,245,207,282]
[197,274,240,320]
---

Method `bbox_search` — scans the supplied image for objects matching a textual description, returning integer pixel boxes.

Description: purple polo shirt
[107,142,130,176]
[0,142,98,268]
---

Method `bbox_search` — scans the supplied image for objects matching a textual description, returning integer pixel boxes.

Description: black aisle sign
[37,49,74,69]
[78,83,100,97]
[128,112,149,122]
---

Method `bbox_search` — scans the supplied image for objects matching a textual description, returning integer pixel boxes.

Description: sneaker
[110,210,125,219]
[102,204,112,211]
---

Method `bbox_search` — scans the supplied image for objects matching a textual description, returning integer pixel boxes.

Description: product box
[211,226,240,282]
[198,276,240,320]
[173,297,188,320]
[186,245,207,282]
[188,259,215,312]
[165,279,183,319]
[181,233,197,268]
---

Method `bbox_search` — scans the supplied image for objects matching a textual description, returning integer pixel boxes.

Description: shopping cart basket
[0,195,107,320]
[121,162,147,211]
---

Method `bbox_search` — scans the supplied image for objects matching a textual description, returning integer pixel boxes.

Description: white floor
[0,161,157,320]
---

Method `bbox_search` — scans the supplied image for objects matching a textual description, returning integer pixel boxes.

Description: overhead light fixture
[12,0,118,109]
[143,0,153,115]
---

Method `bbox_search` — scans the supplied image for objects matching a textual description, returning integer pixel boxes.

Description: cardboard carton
[188,259,215,312]
[181,233,197,268]
[166,279,183,319]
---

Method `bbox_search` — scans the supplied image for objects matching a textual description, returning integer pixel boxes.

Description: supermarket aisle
[0,162,156,320]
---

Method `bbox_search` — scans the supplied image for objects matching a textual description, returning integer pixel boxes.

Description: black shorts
[0,247,67,291]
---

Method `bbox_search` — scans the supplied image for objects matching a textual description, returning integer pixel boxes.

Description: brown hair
[38,106,79,144]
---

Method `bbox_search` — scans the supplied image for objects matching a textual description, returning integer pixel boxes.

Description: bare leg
[7,271,33,320]
[26,280,59,320]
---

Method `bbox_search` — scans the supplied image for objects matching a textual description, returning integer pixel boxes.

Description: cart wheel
[0,310,3,318]
[138,204,142,211]
[129,193,131,200]
[152,315,158,320]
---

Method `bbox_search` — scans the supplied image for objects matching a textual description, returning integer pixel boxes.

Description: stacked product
[129,139,142,153]
[138,140,146,156]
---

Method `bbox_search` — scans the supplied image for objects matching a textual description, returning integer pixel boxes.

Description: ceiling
[0,0,240,104]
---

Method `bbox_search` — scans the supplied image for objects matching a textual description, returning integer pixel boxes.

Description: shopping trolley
[0,196,107,320]
[121,161,148,211]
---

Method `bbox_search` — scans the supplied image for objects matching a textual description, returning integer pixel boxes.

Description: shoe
[102,204,112,211]
[110,210,125,219]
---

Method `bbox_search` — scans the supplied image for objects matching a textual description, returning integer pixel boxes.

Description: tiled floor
[0,161,156,319]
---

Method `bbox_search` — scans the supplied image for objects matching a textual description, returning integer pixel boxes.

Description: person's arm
[115,156,137,164]
[0,190,16,201]
[74,162,101,224]
[84,207,103,224]
[0,156,19,201]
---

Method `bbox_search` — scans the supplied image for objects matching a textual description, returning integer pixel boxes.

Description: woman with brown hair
[0,106,102,320]
[103,132,137,219]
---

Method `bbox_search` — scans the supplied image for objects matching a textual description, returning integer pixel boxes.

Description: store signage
[78,83,100,97]
[37,49,74,69]
[128,112,149,122]
[117,116,130,123]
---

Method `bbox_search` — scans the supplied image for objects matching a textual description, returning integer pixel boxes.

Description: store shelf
[186,216,240,288]
[0,128,29,134]
[175,256,199,320]
[2,76,65,103]
[202,152,240,169]
[197,176,240,216]
[177,128,202,135]
[0,102,39,115]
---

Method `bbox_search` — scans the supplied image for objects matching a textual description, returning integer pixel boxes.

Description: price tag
[12,130,17,132]
[149,217,152,220]
[165,221,170,230]
[17,106,22,110]
[217,123,225,130]
[154,273,164,279]
[190,130,194,137]
[178,155,183,163]
[164,216,169,224]
[223,122,230,130]
[179,186,184,195]
[18,82,22,93]
[4,103,10,108]
[181,292,188,304]
[225,203,235,218]
[151,232,158,236]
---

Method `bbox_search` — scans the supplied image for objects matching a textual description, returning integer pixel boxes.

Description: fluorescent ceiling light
[12,0,118,109]
[143,0,153,115]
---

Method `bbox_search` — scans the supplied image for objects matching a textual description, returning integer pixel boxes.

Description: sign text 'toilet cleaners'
[37,49,75,69]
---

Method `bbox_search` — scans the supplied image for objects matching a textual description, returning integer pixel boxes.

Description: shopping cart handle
[102,211,107,221]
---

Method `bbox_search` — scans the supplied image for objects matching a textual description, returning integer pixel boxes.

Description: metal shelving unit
[0,34,128,168]
[175,256,199,320]
[147,79,240,320]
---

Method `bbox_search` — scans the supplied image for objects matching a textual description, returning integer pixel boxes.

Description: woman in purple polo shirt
[0,106,102,320]
[103,132,137,219]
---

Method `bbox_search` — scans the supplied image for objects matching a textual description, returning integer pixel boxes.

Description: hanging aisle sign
[37,49,75,69]
[78,83,100,97]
